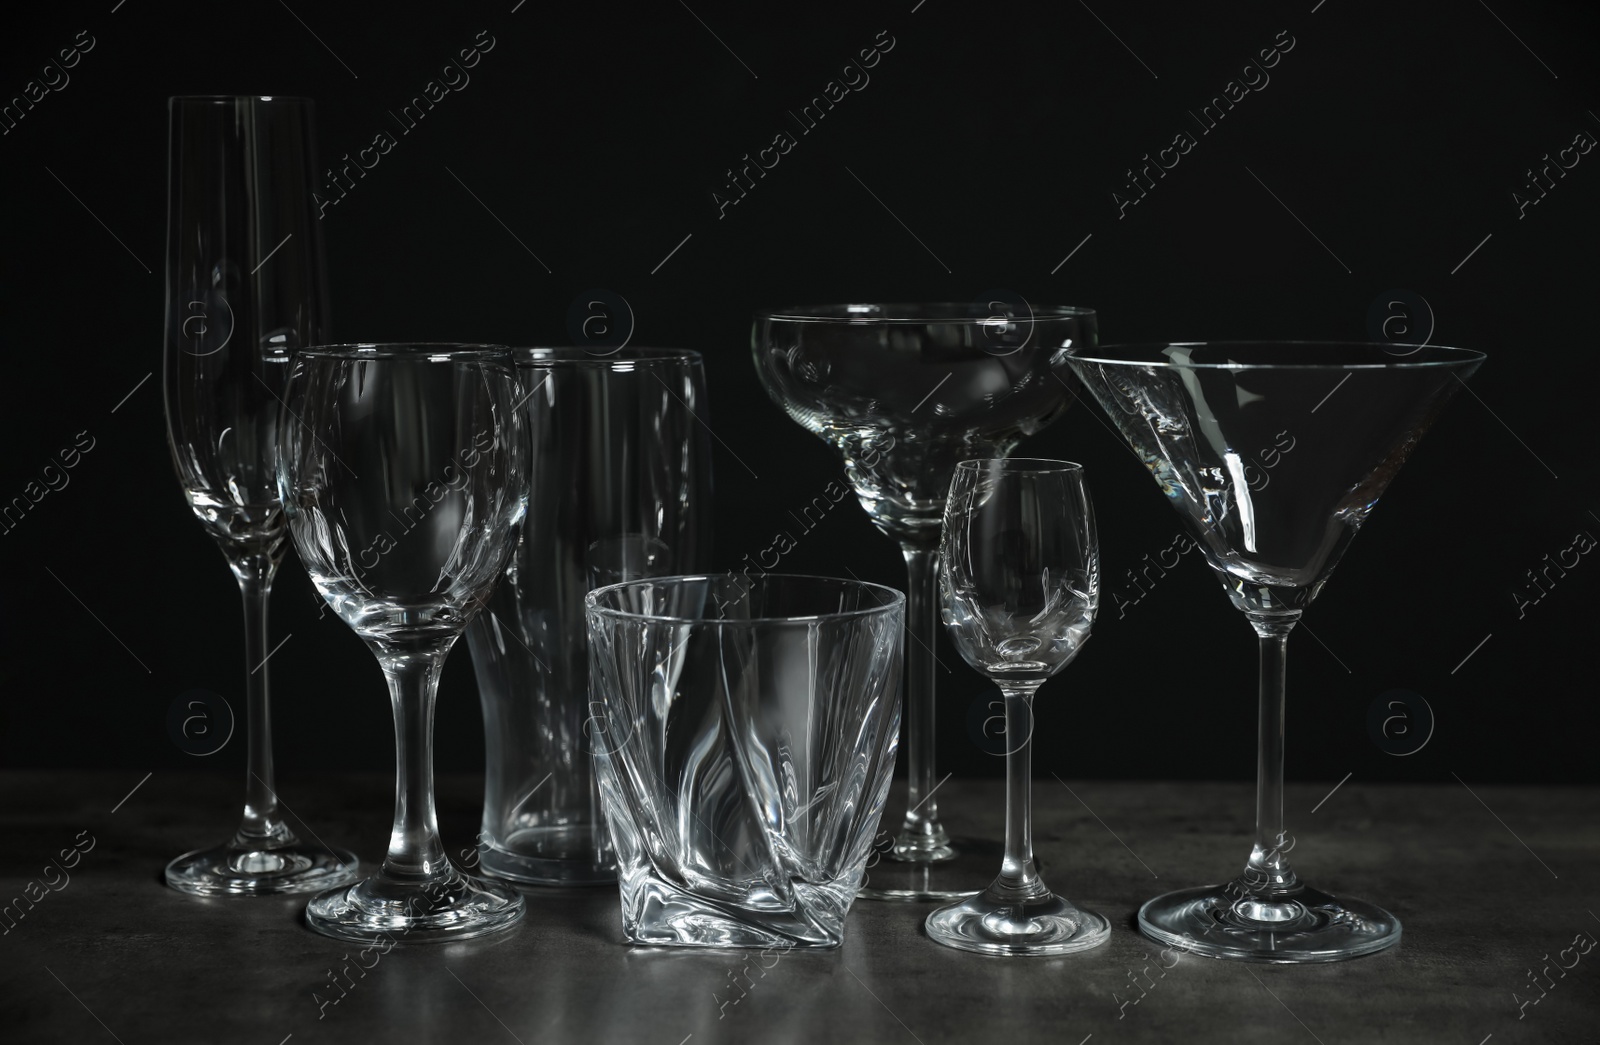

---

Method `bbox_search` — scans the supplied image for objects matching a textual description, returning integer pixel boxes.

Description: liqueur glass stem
[995,684,1046,904]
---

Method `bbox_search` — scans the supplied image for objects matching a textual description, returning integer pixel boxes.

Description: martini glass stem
[894,546,952,859]
[990,683,1047,903]
[1245,614,1300,897]
[230,551,292,848]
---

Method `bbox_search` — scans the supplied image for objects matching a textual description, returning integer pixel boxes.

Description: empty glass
[586,574,904,947]
[752,303,1091,901]
[465,348,711,885]
[927,459,1110,955]
[162,94,357,895]
[1069,342,1485,961]
[277,344,527,943]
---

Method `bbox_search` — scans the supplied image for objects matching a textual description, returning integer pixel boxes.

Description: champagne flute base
[1138,882,1401,963]
[858,835,996,902]
[165,843,358,897]
[925,892,1110,955]
[305,869,525,944]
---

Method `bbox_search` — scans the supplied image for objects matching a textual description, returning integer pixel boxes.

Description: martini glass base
[858,836,1011,902]
[306,871,525,944]
[165,843,358,897]
[926,893,1110,956]
[1138,883,1401,963]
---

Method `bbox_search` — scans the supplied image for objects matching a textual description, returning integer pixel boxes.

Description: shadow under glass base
[306,869,525,944]
[858,835,999,902]
[165,842,359,897]
[1138,883,1401,963]
[926,892,1111,956]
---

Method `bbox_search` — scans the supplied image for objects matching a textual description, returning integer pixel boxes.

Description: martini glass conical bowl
[753,303,1094,900]
[1068,341,1484,962]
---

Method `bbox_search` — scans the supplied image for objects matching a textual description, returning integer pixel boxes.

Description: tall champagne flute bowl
[753,303,1094,901]
[161,95,358,895]
[278,344,528,943]
[1068,341,1485,962]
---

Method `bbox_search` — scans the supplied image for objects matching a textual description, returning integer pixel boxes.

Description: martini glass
[1068,341,1485,962]
[753,303,1094,901]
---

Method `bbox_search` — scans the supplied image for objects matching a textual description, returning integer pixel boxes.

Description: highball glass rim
[954,457,1087,477]
[294,342,511,362]
[755,303,1096,324]
[586,572,906,625]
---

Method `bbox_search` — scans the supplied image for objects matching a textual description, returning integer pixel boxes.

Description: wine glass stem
[233,554,291,846]
[897,545,950,853]
[379,643,452,881]
[1247,615,1300,894]
[991,682,1048,903]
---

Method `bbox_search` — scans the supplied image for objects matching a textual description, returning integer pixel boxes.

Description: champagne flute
[162,95,357,895]
[927,459,1110,955]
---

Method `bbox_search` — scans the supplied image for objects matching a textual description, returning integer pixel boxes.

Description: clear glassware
[752,303,1093,901]
[464,347,712,886]
[926,459,1111,955]
[277,344,528,943]
[1068,341,1486,962]
[585,573,904,947]
[161,95,358,895]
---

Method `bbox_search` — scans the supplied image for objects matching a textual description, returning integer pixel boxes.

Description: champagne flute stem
[990,682,1048,904]
[1247,614,1300,895]
[234,554,290,846]
[896,545,951,856]
[378,643,452,882]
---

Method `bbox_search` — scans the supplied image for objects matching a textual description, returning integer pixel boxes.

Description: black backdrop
[3,0,1596,787]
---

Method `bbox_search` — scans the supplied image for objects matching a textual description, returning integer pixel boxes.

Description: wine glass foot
[305,869,525,944]
[925,892,1110,956]
[165,843,359,897]
[1138,883,1401,963]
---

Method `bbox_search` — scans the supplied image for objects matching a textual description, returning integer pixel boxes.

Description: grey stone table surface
[2,771,1597,1044]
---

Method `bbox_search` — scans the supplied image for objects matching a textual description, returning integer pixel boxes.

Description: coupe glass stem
[1245,614,1301,896]
[990,682,1048,903]
[895,545,951,857]
[378,643,452,881]
[230,551,292,847]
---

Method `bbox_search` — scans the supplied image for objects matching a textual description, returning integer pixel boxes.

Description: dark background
[2,0,1596,788]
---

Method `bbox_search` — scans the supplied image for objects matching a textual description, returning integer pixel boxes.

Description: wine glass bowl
[278,344,528,943]
[1068,341,1485,962]
[752,304,1093,900]
[926,459,1109,956]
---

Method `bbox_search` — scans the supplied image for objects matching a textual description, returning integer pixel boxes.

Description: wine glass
[1068,341,1485,962]
[752,303,1092,900]
[925,459,1111,955]
[277,344,528,943]
[161,95,357,895]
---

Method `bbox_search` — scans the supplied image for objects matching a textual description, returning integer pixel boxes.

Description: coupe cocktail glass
[753,303,1093,900]
[1069,341,1484,962]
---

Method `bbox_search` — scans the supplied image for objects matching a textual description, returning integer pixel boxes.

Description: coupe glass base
[925,893,1110,956]
[305,870,525,944]
[165,843,358,897]
[858,837,995,902]
[1138,883,1401,963]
